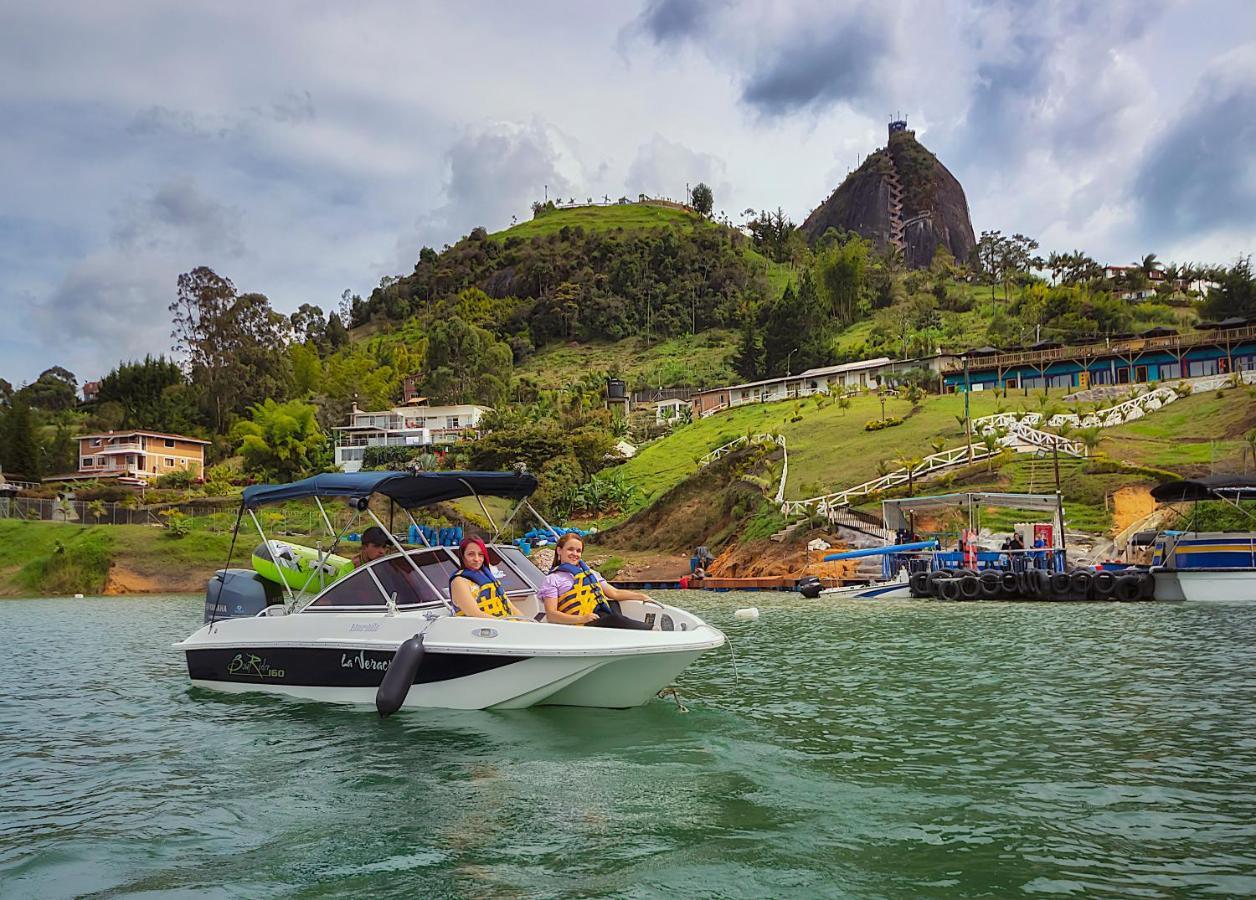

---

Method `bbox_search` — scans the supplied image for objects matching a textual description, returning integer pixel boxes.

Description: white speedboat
[175,471,724,711]
[818,570,913,600]
[1149,476,1256,602]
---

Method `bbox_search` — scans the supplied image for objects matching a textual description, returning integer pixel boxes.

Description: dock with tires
[909,568,1155,602]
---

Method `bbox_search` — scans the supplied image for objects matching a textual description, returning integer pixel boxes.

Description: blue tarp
[242,470,538,509]
[823,540,938,561]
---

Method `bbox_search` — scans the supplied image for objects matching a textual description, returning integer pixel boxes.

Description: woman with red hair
[449,536,526,619]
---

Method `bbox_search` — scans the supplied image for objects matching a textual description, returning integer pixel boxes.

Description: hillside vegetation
[604,384,1256,536]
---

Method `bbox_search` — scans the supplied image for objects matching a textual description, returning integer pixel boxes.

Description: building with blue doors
[941,322,1256,392]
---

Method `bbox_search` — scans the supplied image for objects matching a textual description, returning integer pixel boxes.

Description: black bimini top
[241,470,537,510]
[1150,475,1256,503]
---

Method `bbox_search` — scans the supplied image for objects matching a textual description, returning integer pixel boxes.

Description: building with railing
[44,430,209,485]
[941,323,1256,392]
[333,400,490,472]
[691,357,905,418]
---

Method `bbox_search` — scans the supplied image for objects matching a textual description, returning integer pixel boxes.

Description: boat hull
[177,610,724,710]
[819,581,913,601]
[1157,569,1256,603]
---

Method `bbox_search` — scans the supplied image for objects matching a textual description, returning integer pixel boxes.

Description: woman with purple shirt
[538,532,652,630]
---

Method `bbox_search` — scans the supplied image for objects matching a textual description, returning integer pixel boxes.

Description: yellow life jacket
[450,568,509,618]
[555,563,608,621]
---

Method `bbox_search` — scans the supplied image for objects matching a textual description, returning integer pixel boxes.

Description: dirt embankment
[608,445,782,554]
[705,536,861,580]
[1111,485,1157,536]
[102,563,206,595]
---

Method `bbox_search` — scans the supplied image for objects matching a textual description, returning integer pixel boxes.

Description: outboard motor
[797,575,823,599]
[204,568,284,623]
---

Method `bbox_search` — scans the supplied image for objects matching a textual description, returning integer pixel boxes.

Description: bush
[362,445,421,470]
[162,510,191,538]
[157,468,196,490]
[864,417,904,432]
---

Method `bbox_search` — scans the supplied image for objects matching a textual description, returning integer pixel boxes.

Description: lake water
[2,594,1254,898]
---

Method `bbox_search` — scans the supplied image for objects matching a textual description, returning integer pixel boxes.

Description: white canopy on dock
[882,491,1063,541]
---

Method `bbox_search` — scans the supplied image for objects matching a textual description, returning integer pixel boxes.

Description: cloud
[1133,46,1256,244]
[33,251,180,380]
[632,0,725,44]
[110,176,245,258]
[626,135,730,206]
[395,120,579,264]
[740,12,894,116]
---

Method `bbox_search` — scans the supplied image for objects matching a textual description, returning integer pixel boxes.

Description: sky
[2,0,1255,388]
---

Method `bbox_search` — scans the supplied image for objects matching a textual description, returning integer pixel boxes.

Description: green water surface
[1,594,1253,898]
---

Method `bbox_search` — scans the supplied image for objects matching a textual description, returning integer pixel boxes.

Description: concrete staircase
[886,163,905,252]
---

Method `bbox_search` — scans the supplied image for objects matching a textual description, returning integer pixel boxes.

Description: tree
[1202,256,1256,320]
[421,317,512,407]
[733,306,765,380]
[1,398,41,479]
[20,366,78,411]
[96,355,197,434]
[289,303,326,348]
[232,399,326,481]
[170,267,292,434]
[690,183,713,216]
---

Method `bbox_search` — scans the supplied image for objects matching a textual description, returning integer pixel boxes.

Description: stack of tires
[910,567,1154,602]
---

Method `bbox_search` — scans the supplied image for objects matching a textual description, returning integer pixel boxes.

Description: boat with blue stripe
[1148,476,1256,602]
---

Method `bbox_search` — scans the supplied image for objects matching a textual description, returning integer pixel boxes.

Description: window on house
[1188,359,1219,377]
[96,456,107,467]
[446,416,460,429]
[1159,362,1181,380]
[82,458,93,468]
[165,457,175,467]
[164,439,175,448]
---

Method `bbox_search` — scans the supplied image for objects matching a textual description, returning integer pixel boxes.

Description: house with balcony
[45,430,209,485]
[333,400,490,472]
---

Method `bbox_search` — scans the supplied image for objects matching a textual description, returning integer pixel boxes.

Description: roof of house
[798,357,893,378]
[77,430,210,445]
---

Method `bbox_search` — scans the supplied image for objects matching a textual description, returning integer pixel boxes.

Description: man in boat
[351,526,393,568]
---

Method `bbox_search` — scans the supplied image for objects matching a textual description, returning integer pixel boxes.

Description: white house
[654,398,689,423]
[333,399,490,472]
[691,357,897,418]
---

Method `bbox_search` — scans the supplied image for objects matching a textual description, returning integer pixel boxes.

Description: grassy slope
[0,521,236,597]
[609,385,1256,528]
[493,203,702,240]
[516,331,739,390]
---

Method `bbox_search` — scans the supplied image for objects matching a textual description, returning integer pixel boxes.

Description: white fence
[698,434,789,504]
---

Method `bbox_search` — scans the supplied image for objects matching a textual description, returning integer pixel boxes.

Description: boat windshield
[305,552,450,609]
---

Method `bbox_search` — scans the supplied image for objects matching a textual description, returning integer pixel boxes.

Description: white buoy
[734,607,759,621]
[74,593,84,599]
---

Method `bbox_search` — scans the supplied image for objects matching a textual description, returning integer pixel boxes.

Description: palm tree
[929,437,947,456]
[895,453,924,496]
[1244,430,1256,473]
[1078,426,1102,458]
[1139,253,1161,278]
[980,432,1001,472]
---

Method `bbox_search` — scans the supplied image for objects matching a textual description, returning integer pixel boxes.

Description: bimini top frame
[215,470,542,621]
[241,470,538,509]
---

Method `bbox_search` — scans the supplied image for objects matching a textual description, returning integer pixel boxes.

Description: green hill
[606,383,1256,537]
[493,202,703,240]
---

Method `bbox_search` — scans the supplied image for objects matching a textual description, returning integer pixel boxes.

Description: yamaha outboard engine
[204,568,284,623]
[796,575,823,599]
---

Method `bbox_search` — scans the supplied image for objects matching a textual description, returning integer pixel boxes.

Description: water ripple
[1,595,1254,897]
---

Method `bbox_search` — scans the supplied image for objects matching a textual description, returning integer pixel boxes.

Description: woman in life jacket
[538,532,653,630]
[449,536,526,619]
